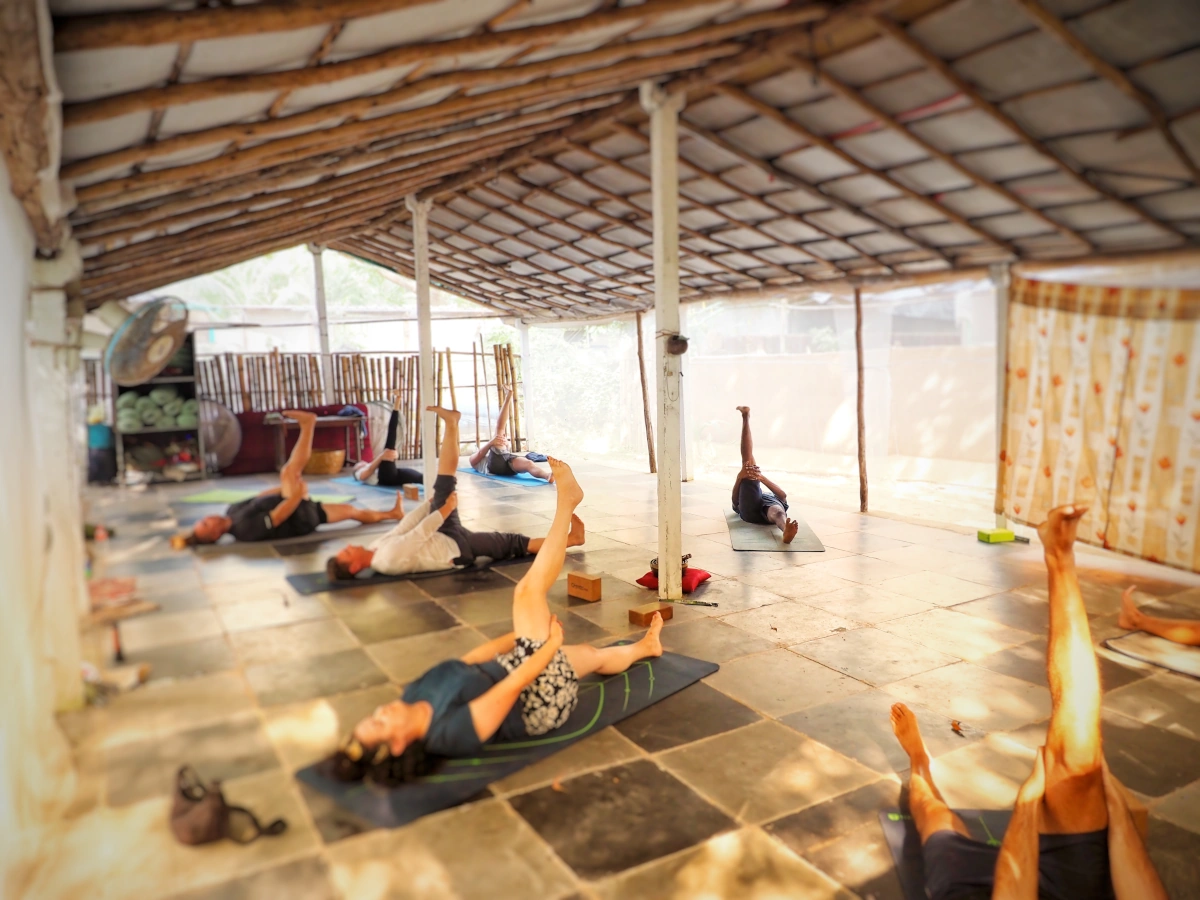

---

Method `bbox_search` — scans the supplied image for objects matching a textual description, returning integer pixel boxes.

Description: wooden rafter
[62,0,826,124]
[1011,0,1200,185]
[264,23,344,121]
[871,14,1190,242]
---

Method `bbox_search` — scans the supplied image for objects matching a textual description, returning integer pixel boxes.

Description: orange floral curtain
[997,276,1200,572]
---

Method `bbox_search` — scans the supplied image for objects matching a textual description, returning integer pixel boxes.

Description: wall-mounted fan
[82,297,189,385]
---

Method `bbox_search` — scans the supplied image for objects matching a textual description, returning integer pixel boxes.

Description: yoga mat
[724,509,824,552]
[880,808,1011,900]
[1104,632,1200,679]
[177,488,352,504]
[458,466,550,486]
[286,553,528,595]
[190,521,395,555]
[332,475,423,496]
[297,650,717,828]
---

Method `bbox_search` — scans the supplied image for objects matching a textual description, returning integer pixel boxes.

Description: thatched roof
[12,0,1200,315]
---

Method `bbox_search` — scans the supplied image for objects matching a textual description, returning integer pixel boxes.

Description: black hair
[320,738,438,786]
[326,555,355,581]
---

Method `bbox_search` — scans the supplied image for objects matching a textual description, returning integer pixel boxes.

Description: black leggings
[377,410,422,487]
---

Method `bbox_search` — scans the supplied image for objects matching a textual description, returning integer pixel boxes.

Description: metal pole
[991,262,1011,529]
[407,195,437,494]
[641,80,685,601]
[307,242,334,405]
[855,286,867,513]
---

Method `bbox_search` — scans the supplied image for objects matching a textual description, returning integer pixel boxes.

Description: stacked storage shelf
[112,332,208,485]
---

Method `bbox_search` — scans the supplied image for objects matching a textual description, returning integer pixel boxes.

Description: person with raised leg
[1118,586,1200,646]
[731,405,798,543]
[328,457,664,781]
[176,410,404,547]
[328,407,582,579]
[353,390,423,488]
[887,504,1166,900]
[468,389,553,482]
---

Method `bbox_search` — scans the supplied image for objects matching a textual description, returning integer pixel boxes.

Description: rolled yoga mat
[880,808,1012,900]
[724,509,824,552]
[286,553,529,595]
[1104,631,1200,679]
[297,650,719,829]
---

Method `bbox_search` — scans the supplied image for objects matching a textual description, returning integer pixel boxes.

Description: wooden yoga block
[628,602,673,627]
[567,572,603,602]
[403,484,420,501]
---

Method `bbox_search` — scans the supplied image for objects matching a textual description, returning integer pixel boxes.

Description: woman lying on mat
[1119,587,1200,646]
[172,410,404,548]
[467,389,553,482]
[352,390,423,488]
[731,405,798,543]
[326,456,664,785]
[327,406,581,580]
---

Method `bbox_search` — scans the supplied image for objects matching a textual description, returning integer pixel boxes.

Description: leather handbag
[169,765,287,846]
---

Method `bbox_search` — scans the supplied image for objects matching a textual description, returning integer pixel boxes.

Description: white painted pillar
[307,243,334,405]
[641,81,685,601]
[517,320,532,450]
[407,195,438,493]
[678,303,693,483]
[991,263,1011,529]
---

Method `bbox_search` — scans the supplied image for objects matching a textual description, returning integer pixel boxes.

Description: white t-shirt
[368,500,460,574]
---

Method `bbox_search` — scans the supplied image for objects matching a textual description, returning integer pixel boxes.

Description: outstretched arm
[355,451,390,483]
[757,471,787,502]
[468,441,492,469]
[268,491,306,527]
[468,617,563,742]
[460,632,517,664]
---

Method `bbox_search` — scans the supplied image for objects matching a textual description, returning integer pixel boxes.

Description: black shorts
[734,478,787,525]
[486,449,518,477]
[923,829,1114,900]
[281,498,327,538]
[431,473,529,564]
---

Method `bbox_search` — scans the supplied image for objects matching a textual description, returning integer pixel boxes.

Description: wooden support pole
[854,287,867,514]
[636,310,657,474]
[642,79,685,601]
[408,194,437,494]
[480,334,493,439]
[472,344,481,447]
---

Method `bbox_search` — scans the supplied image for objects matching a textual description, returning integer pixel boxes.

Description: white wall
[0,154,78,896]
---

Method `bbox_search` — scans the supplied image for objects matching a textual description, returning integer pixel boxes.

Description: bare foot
[782,518,799,544]
[1118,585,1141,631]
[549,457,583,507]
[1036,503,1089,566]
[426,405,461,423]
[567,514,586,548]
[389,492,406,519]
[736,405,750,416]
[890,703,930,769]
[640,613,664,657]
[282,409,316,423]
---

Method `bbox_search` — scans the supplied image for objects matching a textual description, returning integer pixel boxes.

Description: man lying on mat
[325,456,663,784]
[731,405,798,543]
[352,390,423,488]
[173,410,403,548]
[327,406,582,580]
[888,503,1166,900]
[1119,587,1200,647]
[467,389,552,482]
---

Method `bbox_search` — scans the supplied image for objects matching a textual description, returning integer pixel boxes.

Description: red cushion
[635,567,712,593]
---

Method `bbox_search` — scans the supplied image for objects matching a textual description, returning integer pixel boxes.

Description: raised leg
[280,410,317,494]
[510,459,584,641]
[509,456,552,481]
[737,405,755,466]
[890,703,972,843]
[428,406,460,476]
[323,494,405,525]
[564,614,664,677]
[1036,504,1108,835]
[1119,587,1200,646]
[494,390,514,440]
[384,408,400,453]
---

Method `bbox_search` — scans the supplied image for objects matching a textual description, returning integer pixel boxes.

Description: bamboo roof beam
[870,14,1189,242]
[64,44,727,181]
[604,121,881,277]
[1011,0,1200,185]
[263,22,345,122]
[714,83,1016,258]
[54,0,441,52]
[63,1,828,124]
[772,49,1092,250]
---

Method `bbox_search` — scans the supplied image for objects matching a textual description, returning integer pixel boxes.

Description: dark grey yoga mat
[724,509,824,551]
[1104,632,1200,679]
[296,650,718,829]
[285,553,528,594]
[879,808,1011,900]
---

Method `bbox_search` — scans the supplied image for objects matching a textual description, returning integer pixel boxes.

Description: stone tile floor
[25,461,1200,899]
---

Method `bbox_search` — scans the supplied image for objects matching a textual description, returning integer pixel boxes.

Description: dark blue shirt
[402,659,526,757]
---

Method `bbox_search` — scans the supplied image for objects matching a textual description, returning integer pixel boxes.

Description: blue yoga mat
[331,475,423,496]
[297,650,718,828]
[457,466,550,486]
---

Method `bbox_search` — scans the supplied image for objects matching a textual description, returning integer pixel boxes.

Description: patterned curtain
[997,276,1200,572]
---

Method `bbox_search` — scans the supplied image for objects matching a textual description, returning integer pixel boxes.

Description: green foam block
[977,528,1015,543]
[179,489,353,505]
